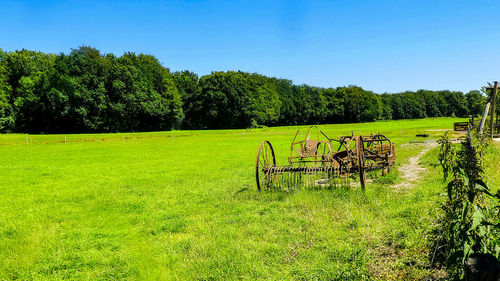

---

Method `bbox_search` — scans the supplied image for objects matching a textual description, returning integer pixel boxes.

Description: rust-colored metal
[255,140,276,191]
[255,126,396,191]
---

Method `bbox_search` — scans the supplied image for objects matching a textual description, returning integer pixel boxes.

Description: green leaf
[471,205,485,229]
[476,179,489,190]
[478,225,486,236]
[461,201,469,223]
[475,180,493,196]
[463,242,472,264]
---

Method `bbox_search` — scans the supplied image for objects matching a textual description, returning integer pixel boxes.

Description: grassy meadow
[2,117,493,280]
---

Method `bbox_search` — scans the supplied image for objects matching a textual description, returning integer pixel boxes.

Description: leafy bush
[435,131,500,279]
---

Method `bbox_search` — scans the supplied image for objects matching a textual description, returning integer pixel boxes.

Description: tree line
[0,46,488,133]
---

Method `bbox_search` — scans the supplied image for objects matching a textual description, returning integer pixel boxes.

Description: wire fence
[0,129,265,145]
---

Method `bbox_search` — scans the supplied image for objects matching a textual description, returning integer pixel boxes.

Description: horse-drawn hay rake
[255,126,396,191]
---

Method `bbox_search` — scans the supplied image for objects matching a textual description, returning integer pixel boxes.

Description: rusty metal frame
[256,127,396,191]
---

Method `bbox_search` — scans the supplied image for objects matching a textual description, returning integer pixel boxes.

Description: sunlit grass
[0,117,469,280]
[485,141,500,194]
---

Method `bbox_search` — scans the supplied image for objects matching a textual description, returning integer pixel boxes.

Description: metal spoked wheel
[256,140,276,191]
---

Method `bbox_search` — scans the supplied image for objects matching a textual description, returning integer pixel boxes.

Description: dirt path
[395,141,438,189]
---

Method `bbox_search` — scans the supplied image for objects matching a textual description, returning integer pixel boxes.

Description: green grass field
[3,117,496,280]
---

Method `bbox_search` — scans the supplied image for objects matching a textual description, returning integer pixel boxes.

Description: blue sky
[1,0,499,93]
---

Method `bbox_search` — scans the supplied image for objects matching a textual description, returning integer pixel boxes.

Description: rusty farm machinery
[255,126,396,191]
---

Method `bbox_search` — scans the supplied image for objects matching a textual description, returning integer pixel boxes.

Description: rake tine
[306,167,309,188]
[307,168,311,187]
[285,169,288,190]
[284,169,288,190]
[276,167,281,190]
[279,168,282,189]
[278,168,282,190]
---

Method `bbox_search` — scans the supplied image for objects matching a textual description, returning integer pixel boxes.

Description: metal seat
[298,140,319,157]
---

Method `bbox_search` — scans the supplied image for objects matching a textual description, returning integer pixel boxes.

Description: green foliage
[197,71,281,129]
[4,49,56,132]
[0,49,13,132]
[0,47,480,133]
[1,47,183,133]
[173,70,200,128]
[436,131,499,278]
[340,86,382,122]
[465,90,485,117]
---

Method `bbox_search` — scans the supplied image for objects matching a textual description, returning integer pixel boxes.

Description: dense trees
[0,49,13,131]
[193,71,281,129]
[0,47,489,133]
[340,87,382,122]
[0,47,182,133]
[5,49,57,132]
[465,90,485,117]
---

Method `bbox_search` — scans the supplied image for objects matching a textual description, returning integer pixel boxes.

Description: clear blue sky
[1,0,499,93]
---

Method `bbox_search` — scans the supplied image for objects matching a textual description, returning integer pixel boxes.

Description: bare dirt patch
[395,140,438,189]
